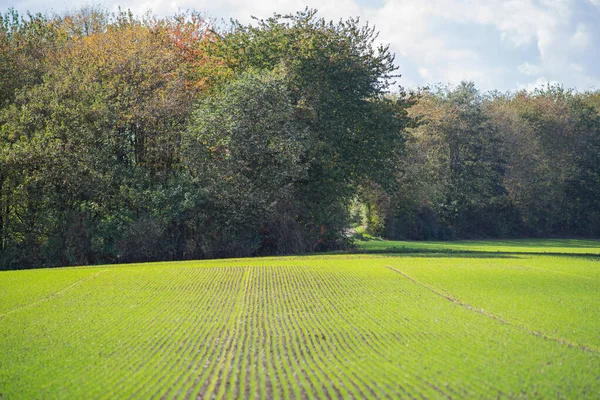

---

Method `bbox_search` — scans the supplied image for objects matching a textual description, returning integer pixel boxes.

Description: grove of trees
[1,7,598,269]
[385,84,600,240]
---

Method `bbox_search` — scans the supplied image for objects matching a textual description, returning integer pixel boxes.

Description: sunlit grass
[1,240,598,398]
[355,238,600,255]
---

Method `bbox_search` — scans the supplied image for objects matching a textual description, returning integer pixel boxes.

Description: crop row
[1,256,599,398]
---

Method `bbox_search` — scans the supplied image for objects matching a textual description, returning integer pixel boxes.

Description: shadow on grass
[350,237,600,259]
[343,248,519,259]
[344,246,600,260]
[452,239,600,248]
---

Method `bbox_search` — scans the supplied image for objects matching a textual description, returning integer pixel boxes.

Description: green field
[1,240,599,398]
[356,238,600,255]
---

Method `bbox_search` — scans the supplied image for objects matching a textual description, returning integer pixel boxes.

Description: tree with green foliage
[207,9,404,249]
[0,8,216,268]
[184,71,309,256]
[1,6,600,270]
[389,83,513,239]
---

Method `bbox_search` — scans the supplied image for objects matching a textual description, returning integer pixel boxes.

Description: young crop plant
[0,239,599,398]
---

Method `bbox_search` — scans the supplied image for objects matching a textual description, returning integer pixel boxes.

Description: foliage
[386,83,600,240]
[0,8,215,268]
[184,71,309,256]
[211,9,404,249]
[1,6,600,269]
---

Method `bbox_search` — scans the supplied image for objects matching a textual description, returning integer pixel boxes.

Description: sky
[2,0,600,92]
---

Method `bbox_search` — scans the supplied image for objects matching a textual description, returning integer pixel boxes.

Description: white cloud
[571,23,591,50]
[518,62,541,76]
[518,76,559,92]
[117,0,362,22]
[367,0,598,90]
[418,68,432,81]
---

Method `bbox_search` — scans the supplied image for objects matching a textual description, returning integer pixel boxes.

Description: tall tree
[184,71,309,256]
[390,83,514,239]
[0,8,216,267]
[212,9,403,248]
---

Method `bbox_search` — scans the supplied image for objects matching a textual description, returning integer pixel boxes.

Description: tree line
[377,83,600,241]
[0,7,598,269]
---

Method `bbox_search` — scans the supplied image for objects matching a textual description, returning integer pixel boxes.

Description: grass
[0,239,599,398]
[355,237,600,255]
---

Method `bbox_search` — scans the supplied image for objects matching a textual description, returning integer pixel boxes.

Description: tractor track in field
[0,269,108,319]
[385,265,600,354]
[2,258,598,399]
